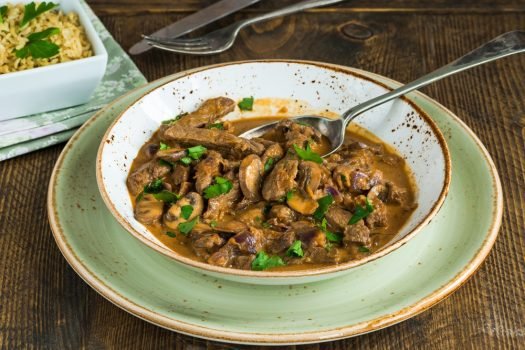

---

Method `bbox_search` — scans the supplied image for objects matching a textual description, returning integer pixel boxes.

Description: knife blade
[129,0,261,55]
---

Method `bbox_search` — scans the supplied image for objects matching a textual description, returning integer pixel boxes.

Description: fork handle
[342,30,525,126]
[239,0,346,28]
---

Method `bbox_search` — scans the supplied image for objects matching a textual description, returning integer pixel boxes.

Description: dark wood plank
[0,2,524,350]
[87,0,525,15]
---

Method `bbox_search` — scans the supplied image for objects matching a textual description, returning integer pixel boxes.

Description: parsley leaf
[251,251,285,271]
[238,96,254,111]
[15,27,60,59]
[286,240,304,257]
[0,6,8,23]
[159,142,170,150]
[180,157,192,165]
[319,218,342,243]
[358,246,370,253]
[293,143,323,164]
[180,205,194,220]
[348,199,374,225]
[207,123,224,130]
[20,2,57,27]
[187,145,207,160]
[143,179,164,193]
[204,177,233,199]
[166,231,176,238]
[152,190,179,203]
[178,216,199,235]
[161,112,187,125]
[210,220,218,228]
[313,194,334,221]
[264,157,274,172]
[136,192,144,202]
[158,159,175,168]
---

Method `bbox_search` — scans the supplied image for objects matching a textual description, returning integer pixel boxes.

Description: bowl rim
[95,59,452,279]
[0,0,108,81]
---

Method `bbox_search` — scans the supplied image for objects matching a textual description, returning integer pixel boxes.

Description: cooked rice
[0,3,93,74]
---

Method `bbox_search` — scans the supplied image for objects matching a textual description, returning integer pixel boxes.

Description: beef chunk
[275,120,323,149]
[171,163,190,185]
[303,246,344,264]
[261,159,299,201]
[268,205,296,225]
[194,150,224,193]
[190,231,226,259]
[203,181,242,221]
[343,220,371,246]
[163,127,264,158]
[365,199,388,229]
[127,160,171,195]
[265,229,296,254]
[324,206,352,232]
[175,97,235,129]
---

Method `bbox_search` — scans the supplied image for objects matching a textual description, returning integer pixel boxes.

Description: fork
[143,0,347,55]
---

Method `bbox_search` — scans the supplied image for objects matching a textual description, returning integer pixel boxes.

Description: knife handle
[240,0,346,28]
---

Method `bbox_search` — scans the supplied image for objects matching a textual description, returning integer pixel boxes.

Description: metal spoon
[240,31,525,156]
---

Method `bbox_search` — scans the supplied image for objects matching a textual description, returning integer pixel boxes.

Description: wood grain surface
[1,0,524,349]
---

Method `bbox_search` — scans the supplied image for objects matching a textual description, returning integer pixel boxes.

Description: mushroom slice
[164,192,204,230]
[134,194,164,225]
[239,154,263,201]
[286,191,319,215]
[297,161,324,198]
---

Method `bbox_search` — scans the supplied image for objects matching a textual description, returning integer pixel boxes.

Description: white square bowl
[0,0,107,120]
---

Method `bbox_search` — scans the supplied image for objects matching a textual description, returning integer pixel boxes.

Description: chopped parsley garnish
[207,123,224,130]
[264,157,274,172]
[178,216,199,235]
[204,177,233,199]
[251,251,285,271]
[166,231,176,238]
[180,157,192,165]
[261,221,271,229]
[135,192,144,202]
[143,179,163,193]
[313,194,334,221]
[210,220,218,228]
[180,205,193,220]
[348,198,374,225]
[293,142,323,164]
[161,112,188,125]
[152,190,179,203]
[358,246,370,253]
[286,240,304,257]
[340,174,347,183]
[238,96,254,111]
[320,218,342,243]
[0,6,8,23]
[187,145,207,160]
[20,2,57,27]
[15,27,60,59]
[286,189,295,201]
[159,142,170,150]
[139,179,178,203]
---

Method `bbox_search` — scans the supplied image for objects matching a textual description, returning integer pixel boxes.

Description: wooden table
[1,0,524,348]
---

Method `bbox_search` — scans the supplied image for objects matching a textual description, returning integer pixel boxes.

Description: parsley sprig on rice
[0,2,93,74]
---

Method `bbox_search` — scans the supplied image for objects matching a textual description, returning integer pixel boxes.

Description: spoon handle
[342,30,525,126]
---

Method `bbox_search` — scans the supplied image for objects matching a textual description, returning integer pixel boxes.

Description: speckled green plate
[47,62,502,345]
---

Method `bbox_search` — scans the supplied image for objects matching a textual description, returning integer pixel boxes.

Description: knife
[129,0,262,55]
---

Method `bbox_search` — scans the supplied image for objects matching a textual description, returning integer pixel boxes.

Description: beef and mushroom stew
[127,97,417,271]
